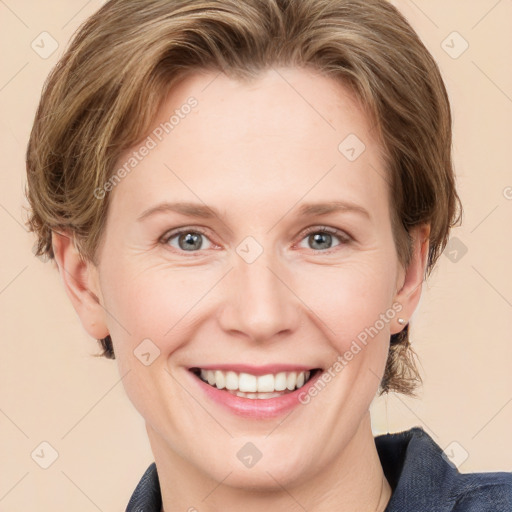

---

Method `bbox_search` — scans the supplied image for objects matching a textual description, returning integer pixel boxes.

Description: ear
[51,230,109,340]
[391,223,430,335]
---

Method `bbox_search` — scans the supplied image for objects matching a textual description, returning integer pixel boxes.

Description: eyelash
[160,225,352,255]
[298,226,352,252]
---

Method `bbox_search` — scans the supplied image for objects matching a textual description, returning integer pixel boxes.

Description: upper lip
[189,364,321,376]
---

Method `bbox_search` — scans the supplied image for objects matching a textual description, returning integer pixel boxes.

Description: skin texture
[52,67,430,511]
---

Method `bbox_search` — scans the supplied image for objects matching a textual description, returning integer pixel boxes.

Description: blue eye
[160,225,351,254]
[298,226,351,252]
[162,229,213,252]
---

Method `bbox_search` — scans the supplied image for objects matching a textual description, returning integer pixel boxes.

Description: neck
[149,412,392,512]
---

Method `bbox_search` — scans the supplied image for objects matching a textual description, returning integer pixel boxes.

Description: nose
[217,247,301,343]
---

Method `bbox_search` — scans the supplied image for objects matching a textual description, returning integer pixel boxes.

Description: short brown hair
[25,0,462,396]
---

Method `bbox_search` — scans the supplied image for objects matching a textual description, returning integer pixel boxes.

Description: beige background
[1,0,511,510]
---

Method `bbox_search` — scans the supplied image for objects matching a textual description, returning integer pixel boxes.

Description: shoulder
[375,427,512,512]
[451,470,512,511]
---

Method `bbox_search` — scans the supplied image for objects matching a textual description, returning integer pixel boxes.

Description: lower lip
[188,369,323,419]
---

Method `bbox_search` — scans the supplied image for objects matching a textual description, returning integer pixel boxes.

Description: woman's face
[85,67,424,488]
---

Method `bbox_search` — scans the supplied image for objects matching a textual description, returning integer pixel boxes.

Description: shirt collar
[126,461,161,512]
[376,426,460,511]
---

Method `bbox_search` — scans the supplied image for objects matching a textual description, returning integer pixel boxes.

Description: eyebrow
[137,202,219,221]
[296,201,370,219]
[136,200,370,222]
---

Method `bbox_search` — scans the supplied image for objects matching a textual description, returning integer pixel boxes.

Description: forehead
[111,67,388,219]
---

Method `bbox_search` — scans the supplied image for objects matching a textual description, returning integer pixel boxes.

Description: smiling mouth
[189,367,322,399]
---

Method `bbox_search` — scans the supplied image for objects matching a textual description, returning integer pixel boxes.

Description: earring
[397,317,406,325]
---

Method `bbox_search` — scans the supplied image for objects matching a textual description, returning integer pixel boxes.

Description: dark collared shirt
[126,426,512,511]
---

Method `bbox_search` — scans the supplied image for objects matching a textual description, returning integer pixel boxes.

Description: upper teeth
[199,369,311,392]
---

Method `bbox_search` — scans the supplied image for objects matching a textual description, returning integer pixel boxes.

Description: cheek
[100,259,213,349]
[98,262,203,419]
[293,260,396,349]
